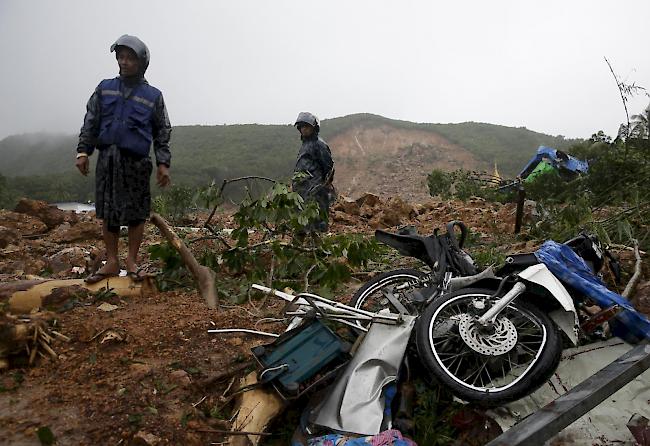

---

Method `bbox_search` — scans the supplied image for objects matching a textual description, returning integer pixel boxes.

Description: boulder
[47,247,92,274]
[378,209,403,228]
[355,193,381,208]
[385,196,418,220]
[331,211,358,226]
[359,204,376,219]
[0,226,19,249]
[332,196,360,216]
[0,210,48,236]
[50,221,102,243]
[14,198,77,229]
[169,369,192,388]
[41,285,90,311]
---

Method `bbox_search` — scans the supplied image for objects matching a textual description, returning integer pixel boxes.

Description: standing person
[292,112,335,232]
[75,34,172,283]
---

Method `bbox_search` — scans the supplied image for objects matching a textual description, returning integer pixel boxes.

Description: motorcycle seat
[375,229,440,268]
[497,253,539,276]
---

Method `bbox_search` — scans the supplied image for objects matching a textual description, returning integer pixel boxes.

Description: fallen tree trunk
[150,213,218,309]
[7,277,155,314]
[228,372,284,446]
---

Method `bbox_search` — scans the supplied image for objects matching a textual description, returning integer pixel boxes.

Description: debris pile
[0,312,69,371]
[0,198,102,280]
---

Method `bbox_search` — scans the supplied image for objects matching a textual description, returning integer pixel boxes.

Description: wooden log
[7,277,155,314]
[228,372,284,446]
[150,213,218,309]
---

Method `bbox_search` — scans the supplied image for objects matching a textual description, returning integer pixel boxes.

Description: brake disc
[458,313,518,356]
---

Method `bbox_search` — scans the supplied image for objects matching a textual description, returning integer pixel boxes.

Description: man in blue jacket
[75,35,172,283]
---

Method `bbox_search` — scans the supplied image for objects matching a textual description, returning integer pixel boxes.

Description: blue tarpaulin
[535,241,650,344]
[518,146,589,180]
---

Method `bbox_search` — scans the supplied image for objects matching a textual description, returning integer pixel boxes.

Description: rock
[0,258,47,276]
[385,197,418,220]
[0,210,48,236]
[331,211,358,226]
[14,198,76,229]
[50,221,102,243]
[97,302,118,312]
[42,285,89,311]
[228,337,243,347]
[132,430,161,446]
[47,247,91,274]
[522,199,539,224]
[332,196,360,216]
[355,193,381,208]
[169,369,191,387]
[378,209,403,228]
[0,226,19,249]
[359,204,376,219]
[129,363,154,380]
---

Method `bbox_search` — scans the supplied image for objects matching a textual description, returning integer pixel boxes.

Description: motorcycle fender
[517,264,579,345]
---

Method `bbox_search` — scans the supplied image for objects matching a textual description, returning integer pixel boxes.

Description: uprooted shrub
[149,180,383,303]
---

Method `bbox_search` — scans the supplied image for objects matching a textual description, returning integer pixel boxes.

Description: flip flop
[84,271,119,284]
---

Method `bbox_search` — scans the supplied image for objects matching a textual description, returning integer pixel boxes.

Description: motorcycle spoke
[469,361,489,386]
[518,343,541,356]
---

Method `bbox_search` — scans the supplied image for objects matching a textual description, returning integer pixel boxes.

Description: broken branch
[150,213,218,309]
[624,239,643,301]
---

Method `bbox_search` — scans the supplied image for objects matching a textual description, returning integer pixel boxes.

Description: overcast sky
[1,0,649,140]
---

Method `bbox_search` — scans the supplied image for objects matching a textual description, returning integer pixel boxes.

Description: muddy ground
[0,196,648,446]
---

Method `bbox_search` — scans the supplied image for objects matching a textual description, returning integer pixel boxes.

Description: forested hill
[0,114,577,203]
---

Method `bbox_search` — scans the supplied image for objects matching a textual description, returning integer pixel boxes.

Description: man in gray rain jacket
[75,34,172,283]
[292,112,335,232]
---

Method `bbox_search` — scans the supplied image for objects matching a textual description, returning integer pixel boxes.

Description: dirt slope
[330,124,489,202]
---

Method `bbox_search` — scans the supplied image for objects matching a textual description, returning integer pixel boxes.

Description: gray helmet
[294,112,320,129]
[110,34,150,74]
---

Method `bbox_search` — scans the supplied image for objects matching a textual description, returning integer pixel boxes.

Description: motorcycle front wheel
[416,287,562,406]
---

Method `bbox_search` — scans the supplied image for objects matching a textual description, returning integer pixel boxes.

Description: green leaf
[36,426,55,445]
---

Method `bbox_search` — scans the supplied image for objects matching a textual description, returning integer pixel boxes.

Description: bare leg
[99,221,120,274]
[126,222,145,273]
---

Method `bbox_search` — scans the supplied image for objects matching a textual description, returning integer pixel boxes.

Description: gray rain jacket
[292,132,335,210]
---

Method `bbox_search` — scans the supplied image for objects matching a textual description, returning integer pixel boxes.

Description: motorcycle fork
[477,282,527,326]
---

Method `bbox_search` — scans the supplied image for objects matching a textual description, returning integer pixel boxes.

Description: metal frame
[486,342,650,446]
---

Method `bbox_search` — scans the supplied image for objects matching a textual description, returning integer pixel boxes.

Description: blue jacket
[96,78,162,157]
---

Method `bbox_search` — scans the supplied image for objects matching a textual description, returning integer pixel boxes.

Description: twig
[38,338,58,359]
[192,395,207,408]
[50,330,71,342]
[28,342,38,366]
[304,264,317,292]
[188,235,233,249]
[204,176,277,232]
[222,376,236,397]
[605,56,631,140]
[207,329,278,337]
[253,318,286,329]
[196,360,254,389]
[624,239,643,300]
[194,428,272,436]
[609,243,647,255]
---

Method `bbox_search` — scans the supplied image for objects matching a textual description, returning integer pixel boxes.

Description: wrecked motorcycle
[351,226,650,405]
